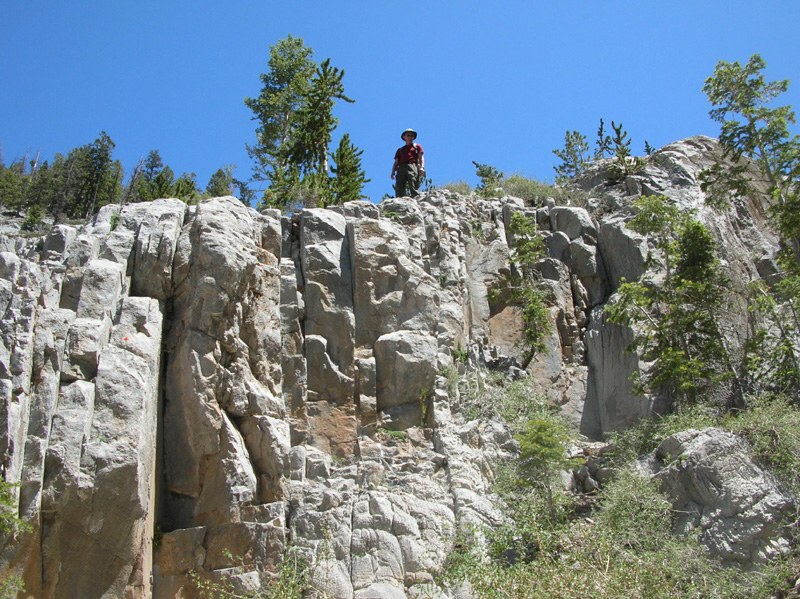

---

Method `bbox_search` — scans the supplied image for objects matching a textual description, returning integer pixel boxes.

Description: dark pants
[395,163,419,197]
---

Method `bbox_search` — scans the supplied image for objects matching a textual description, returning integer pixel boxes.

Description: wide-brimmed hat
[401,128,417,140]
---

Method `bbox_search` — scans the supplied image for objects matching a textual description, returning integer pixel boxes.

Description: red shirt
[395,143,423,165]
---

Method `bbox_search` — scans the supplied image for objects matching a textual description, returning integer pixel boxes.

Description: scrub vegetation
[441,377,800,599]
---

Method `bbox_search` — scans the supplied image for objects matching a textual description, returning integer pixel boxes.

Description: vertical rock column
[300,209,357,457]
[39,256,163,598]
[163,198,283,527]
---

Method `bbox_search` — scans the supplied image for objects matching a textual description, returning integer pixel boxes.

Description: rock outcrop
[639,428,795,569]
[0,137,787,598]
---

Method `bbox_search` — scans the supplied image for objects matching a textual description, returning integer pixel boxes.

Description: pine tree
[151,165,175,200]
[702,53,800,258]
[605,195,732,408]
[594,118,612,159]
[552,130,589,183]
[246,37,356,208]
[607,121,645,183]
[0,161,26,211]
[330,134,369,205]
[81,131,120,217]
[701,53,800,396]
[288,58,354,176]
[174,172,200,203]
[205,165,235,197]
[472,161,503,197]
[133,150,179,201]
[245,36,316,187]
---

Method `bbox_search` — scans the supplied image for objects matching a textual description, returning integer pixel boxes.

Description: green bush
[500,173,586,207]
[487,212,550,368]
[0,575,24,599]
[441,180,472,195]
[605,405,719,466]
[598,468,672,552]
[500,174,556,204]
[442,464,759,599]
[459,375,549,427]
[723,394,800,496]
[192,547,308,599]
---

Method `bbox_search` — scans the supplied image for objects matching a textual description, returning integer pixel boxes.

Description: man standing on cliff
[391,128,425,197]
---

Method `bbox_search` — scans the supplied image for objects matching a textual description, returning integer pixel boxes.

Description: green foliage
[499,174,547,203]
[446,371,800,598]
[378,428,407,441]
[442,463,751,599]
[244,35,316,183]
[0,162,25,210]
[440,363,460,397]
[472,161,503,197]
[21,204,43,231]
[329,133,370,205]
[701,53,800,400]
[192,548,308,599]
[552,130,589,183]
[206,165,236,197]
[702,54,798,205]
[607,121,646,183]
[516,415,583,519]
[296,171,333,208]
[488,462,579,565]
[488,212,550,367]
[32,132,123,219]
[701,53,800,254]
[0,480,29,534]
[440,180,472,195]
[502,173,579,206]
[605,406,719,465]
[0,478,31,598]
[548,118,646,186]
[450,383,800,599]
[724,394,800,496]
[608,390,800,499]
[133,150,169,202]
[741,280,800,395]
[174,172,201,203]
[605,195,731,407]
[516,417,578,479]
[507,211,545,274]
[288,58,354,177]
[234,178,256,206]
[0,575,24,599]
[246,37,358,209]
[419,388,431,425]
[594,118,612,159]
[418,172,434,194]
[459,375,548,428]
[599,469,672,552]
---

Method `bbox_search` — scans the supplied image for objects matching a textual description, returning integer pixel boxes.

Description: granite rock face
[639,428,795,568]
[0,138,787,598]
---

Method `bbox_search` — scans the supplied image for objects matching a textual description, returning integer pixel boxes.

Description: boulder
[641,428,796,568]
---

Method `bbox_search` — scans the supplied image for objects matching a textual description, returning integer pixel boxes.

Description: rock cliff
[0,137,787,598]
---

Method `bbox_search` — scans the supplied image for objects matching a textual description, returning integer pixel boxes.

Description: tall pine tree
[246,37,357,208]
[244,36,316,195]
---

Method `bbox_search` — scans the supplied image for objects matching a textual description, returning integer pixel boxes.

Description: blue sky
[2,1,799,204]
